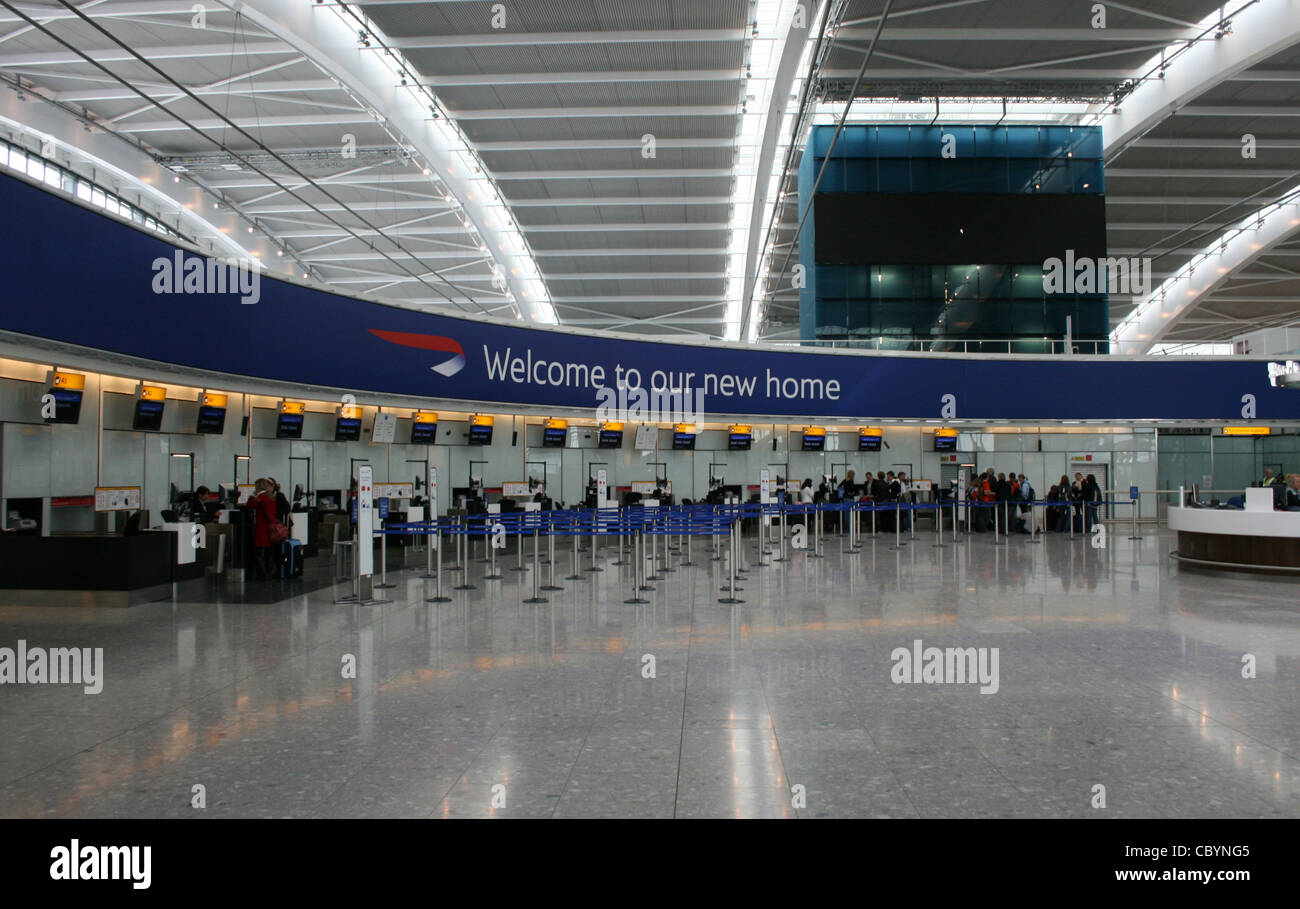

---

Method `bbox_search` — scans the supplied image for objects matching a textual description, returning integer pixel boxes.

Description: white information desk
[1168,506,1300,538]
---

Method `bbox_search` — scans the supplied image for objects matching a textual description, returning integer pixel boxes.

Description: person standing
[1083,473,1101,531]
[242,478,278,580]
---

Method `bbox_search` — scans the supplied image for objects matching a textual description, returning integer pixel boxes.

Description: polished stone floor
[1,523,1297,819]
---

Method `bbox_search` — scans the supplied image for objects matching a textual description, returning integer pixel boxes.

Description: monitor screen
[468,424,493,446]
[859,434,882,452]
[542,427,567,448]
[196,405,226,435]
[934,434,957,451]
[411,420,438,444]
[598,430,623,449]
[729,433,752,451]
[44,387,82,424]
[335,416,362,442]
[276,411,304,440]
[132,398,165,432]
[672,432,696,451]
[801,433,825,452]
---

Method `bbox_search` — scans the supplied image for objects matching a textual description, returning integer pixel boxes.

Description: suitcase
[280,540,304,578]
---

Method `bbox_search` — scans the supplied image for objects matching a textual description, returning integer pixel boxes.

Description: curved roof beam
[1103,0,1300,159]
[1111,187,1300,351]
[217,0,553,323]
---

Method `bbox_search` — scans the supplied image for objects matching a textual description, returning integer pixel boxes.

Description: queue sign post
[1128,485,1143,540]
[356,466,374,601]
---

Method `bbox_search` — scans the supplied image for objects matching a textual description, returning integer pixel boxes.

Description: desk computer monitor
[276,410,305,439]
[598,428,623,449]
[672,431,695,450]
[859,432,882,452]
[335,415,362,441]
[728,432,752,451]
[934,434,957,452]
[542,426,567,448]
[801,432,825,452]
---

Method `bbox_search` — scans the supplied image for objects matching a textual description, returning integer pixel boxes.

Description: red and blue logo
[368,329,466,376]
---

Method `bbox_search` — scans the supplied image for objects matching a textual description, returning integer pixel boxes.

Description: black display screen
[411,421,438,444]
[672,432,695,451]
[801,434,825,452]
[813,192,1106,265]
[276,412,304,439]
[335,417,362,442]
[934,435,957,451]
[132,399,165,432]
[469,424,493,445]
[859,434,882,452]
[598,430,623,449]
[729,433,752,451]
[44,388,82,424]
[196,405,226,434]
[542,427,567,448]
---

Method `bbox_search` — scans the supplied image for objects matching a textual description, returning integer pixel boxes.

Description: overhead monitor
[542,417,568,448]
[1221,426,1271,436]
[729,424,752,451]
[132,384,166,432]
[468,414,494,446]
[672,422,696,451]
[276,400,305,439]
[411,411,438,444]
[934,428,959,451]
[801,426,826,452]
[599,421,624,449]
[196,392,228,435]
[335,405,362,442]
[858,426,882,451]
[44,370,85,424]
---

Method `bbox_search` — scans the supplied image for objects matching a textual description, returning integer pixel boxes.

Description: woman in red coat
[243,478,278,579]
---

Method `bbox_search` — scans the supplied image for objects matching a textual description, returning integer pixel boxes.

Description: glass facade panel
[800,124,1107,347]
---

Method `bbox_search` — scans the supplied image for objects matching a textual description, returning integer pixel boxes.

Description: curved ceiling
[0,0,1298,346]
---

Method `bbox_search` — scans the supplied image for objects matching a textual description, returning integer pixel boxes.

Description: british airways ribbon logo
[368,329,466,376]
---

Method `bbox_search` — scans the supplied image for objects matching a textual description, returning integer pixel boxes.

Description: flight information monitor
[335,416,362,442]
[132,398,165,432]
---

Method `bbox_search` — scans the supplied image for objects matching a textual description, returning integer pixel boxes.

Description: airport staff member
[1262,468,1279,486]
[1285,474,1300,510]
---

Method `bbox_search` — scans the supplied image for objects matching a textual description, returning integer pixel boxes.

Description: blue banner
[0,171,1295,422]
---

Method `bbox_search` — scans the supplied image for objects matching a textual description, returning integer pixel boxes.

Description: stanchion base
[425,595,452,603]
[610,559,628,566]
[419,573,436,579]
[720,585,744,592]
[679,560,697,567]
[992,541,1008,547]
[483,572,503,580]
[657,566,675,573]
[510,567,529,572]
[585,566,605,572]
[564,574,586,581]
[1127,536,1144,540]
[540,584,564,591]
[718,596,745,605]
[1027,539,1042,544]
[638,584,655,592]
[645,574,664,582]
[522,596,549,604]
[931,544,947,549]
[624,597,650,604]
[453,584,477,590]
[375,582,396,589]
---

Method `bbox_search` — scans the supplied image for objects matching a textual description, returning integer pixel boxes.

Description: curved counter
[1169,506,1300,574]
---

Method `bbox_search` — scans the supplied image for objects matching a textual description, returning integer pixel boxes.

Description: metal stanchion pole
[625,528,650,604]
[890,502,904,551]
[541,514,562,591]
[1128,495,1143,540]
[376,527,395,589]
[1028,503,1042,544]
[422,521,434,578]
[524,526,547,604]
[810,506,824,558]
[993,502,1005,547]
[512,521,528,572]
[454,524,476,590]
[933,503,945,548]
[720,518,744,603]
[426,521,450,603]
[567,523,585,581]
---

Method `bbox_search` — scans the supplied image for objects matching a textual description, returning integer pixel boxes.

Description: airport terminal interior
[1,0,1300,821]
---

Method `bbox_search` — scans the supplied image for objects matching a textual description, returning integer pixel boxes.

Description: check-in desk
[1169,493,1300,574]
[0,530,204,606]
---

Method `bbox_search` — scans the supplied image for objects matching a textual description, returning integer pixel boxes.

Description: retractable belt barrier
[376,496,1136,605]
